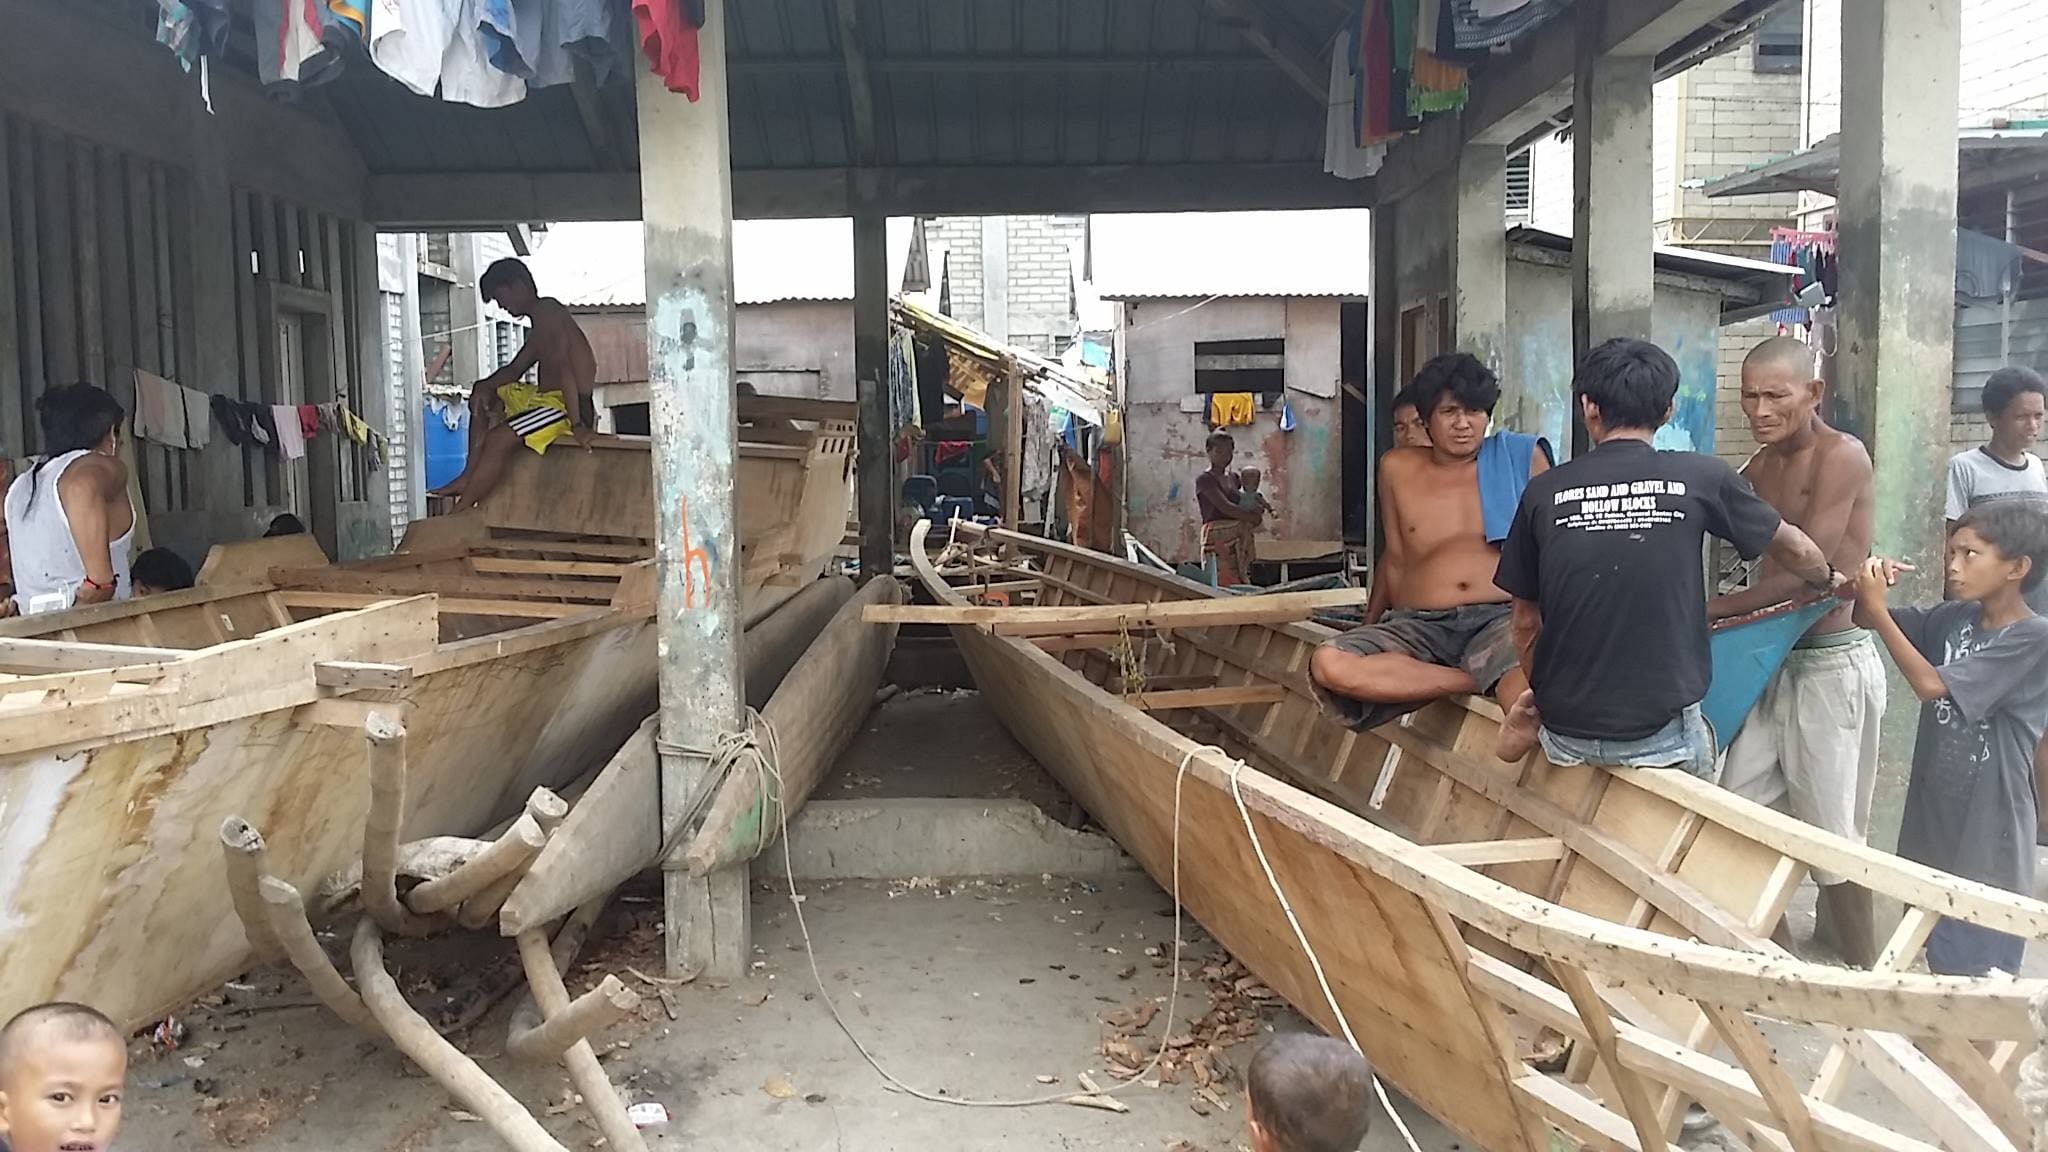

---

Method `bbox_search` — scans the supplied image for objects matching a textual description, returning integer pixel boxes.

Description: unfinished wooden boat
[907,520,2048,1152]
[501,575,901,934]
[0,411,856,1031]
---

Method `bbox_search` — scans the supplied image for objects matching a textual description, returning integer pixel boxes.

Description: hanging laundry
[442,0,528,108]
[297,405,322,442]
[340,404,373,444]
[1956,228,2025,303]
[1446,0,1565,51]
[271,405,307,460]
[156,1,201,71]
[1325,26,1386,180]
[1279,398,1298,433]
[255,0,344,94]
[1208,393,1255,428]
[249,404,278,449]
[632,0,703,100]
[888,329,921,437]
[1407,48,1468,117]
[1355,1,1402,147]
[324,0,367,48]
[479,0,633,88]
[211,394,248,446]
[369,0,450,96]
[132,370,190,449]
[181,387,212,450]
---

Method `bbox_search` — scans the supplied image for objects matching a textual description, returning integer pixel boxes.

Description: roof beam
[1372,0,1747,204]
[365,162,1368,227]
[569,58,622,171]
[833,0,878,167]
[731,54,1281,76]
[1201,0,1329,109]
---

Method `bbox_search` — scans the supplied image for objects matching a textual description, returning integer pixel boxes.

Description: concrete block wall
[1807,0,2048,156]
[1657,47,1804,251]
[925,215,1084,357]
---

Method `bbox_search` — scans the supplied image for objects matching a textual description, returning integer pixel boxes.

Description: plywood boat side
[911,522,2048,1152]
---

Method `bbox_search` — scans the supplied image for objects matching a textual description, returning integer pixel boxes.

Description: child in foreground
[1246,1033,1373,1152]
[0,1002,126,1152]
[1849,501,2048,976]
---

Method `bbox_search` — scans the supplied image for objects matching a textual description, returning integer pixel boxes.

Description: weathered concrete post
[853,187,892,580]
[1835,0,1961,822]
[1451,144,1508,378]
[637,0,749,979]
[1570,2,1654,379]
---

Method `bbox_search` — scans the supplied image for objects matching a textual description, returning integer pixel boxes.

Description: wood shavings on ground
[1096,956,1272,1096]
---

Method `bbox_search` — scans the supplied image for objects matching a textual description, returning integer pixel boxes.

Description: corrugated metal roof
[1088,211,1374,300]
[528,218,916,306]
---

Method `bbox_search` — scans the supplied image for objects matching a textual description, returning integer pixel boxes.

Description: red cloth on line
[632,0,701,101]
[298,405,320,439]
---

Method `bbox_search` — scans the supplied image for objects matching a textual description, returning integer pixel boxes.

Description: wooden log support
[506,971,639,1062]
[351,918,570,1152]
[511,930,648,1152]
[219,818,283,960]
[406,814,548,914]
[457,868,528,931]
[360,712,440,936]
[255,877,377,1032]
[316,836,492,913]
[1550,962,1670,1152]
[863,587,1369,635]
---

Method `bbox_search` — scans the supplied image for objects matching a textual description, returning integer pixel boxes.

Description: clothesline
[154,0,707,113]
[130,368,387,469]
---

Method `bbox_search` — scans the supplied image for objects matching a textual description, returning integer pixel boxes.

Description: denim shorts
[1538,702,1719,780]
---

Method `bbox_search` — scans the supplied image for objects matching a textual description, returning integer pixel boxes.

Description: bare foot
[427,481,466,498]
[1495,689,1541,762]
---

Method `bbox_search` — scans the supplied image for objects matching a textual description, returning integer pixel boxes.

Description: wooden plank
[467,557,636,578]
[37,126,77,384]
[313,661,414,691]
[862,588,1369,635]
[1434,838,1568,868]
[1700,1003,1823,1152]
[73,139,102,383]
[10,119,45,445]
[1552,963,1670,1152]
[292,696,408,730]
[1514,1074,1641,1152]
[274,590,594,619]
[1812,907,1937,1101]
[1126,684,1287,711]
[0,116,21,458]
[271,567,616,604]
[0,638,187,672]
[481,539,655,560]
[738,395,857,424]
[1031,634,1123,653]
[1914,1036,2030,1149]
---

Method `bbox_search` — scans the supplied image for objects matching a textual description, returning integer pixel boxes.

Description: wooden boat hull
[912,523,2048,1152]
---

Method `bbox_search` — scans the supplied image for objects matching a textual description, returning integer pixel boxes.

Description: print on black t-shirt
[1494,440,1782,743]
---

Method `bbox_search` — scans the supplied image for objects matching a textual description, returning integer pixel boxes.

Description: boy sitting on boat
[1490,338,1838,777]
[428,257,599,513]
[1245,1034,1372,1152]
[1309,352,1550,739]
[0,1002,127,1152]
[1848,501,2048,976]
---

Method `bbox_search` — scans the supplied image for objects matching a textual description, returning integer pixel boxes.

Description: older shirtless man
[1311,353,1550,734]
[430,258,598,511]
[1707,336,1880,966]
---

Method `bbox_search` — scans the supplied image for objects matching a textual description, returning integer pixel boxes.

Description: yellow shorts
[497,383,574,454]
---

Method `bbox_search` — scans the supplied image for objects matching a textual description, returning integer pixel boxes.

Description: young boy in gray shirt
[1851,500,2048,976]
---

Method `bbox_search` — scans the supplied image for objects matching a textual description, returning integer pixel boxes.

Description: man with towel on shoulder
[1310,352,1553,741]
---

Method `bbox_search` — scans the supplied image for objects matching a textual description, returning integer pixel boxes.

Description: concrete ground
[115,690,1457,1152]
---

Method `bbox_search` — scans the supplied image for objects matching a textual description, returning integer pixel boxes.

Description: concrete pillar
[852,191,893,578]
[639,0,750,980]
[1836,0,1960,821]
[1451,145,1508,377]
[1369,203,1400,556]
[1570,3,1654,372]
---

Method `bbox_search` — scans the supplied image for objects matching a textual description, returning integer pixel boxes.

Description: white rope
[1180,744,1424,1152]
[765,711,1191,1108]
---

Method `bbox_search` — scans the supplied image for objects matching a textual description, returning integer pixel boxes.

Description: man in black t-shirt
[1492,339,1840,773]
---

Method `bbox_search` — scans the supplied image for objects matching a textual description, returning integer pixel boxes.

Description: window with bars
[1505,150,1533,225]
[1753,1,1803,74]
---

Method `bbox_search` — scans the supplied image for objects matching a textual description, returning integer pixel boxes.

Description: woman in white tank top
[5,383,136,616]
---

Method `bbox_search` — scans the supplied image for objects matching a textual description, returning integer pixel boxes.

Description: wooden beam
[0,637,187,671]
[314,661,415,691]
[1125,683,1287,711]
[833,0,878,166]
[864,588,1369,635]
[568,60,621,171]
[1202,0,1328,108]
[1434,838,1568,868]
[364,163,1367,228]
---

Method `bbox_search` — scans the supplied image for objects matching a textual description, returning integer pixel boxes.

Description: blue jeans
[1538,702,1718,780]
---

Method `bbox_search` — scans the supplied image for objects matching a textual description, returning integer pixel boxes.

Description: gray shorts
[1312,603,1519,732]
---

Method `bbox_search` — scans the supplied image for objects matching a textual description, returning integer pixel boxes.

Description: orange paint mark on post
[677,494,714,609]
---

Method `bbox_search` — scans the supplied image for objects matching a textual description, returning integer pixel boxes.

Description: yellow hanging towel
[1208,392,1255,427]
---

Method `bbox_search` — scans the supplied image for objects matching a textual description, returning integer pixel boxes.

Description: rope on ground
[1181,744,1424,1152]
[766,707,1193,1109]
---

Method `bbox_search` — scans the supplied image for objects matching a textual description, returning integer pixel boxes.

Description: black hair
[264,513,307,537]
[1981,366,2047,418]
[26,383,125,514]
[0,1002,121,1077]
[1390,384,1418,416]
[1409,352,1499,421]
[131,547,195,593]
[1205,430,1235,453]
[1575,338,1679,432]
[1956,499,2048,594]
[479,257,536,301]
[1248,1035,1373,1152]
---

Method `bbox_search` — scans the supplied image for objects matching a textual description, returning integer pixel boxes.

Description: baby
[1236,467,1275,516]
[0,1003,126,1152]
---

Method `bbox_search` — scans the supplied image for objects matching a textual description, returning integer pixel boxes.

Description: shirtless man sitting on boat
[429,258,598,512]
[1310,353,1551,738]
